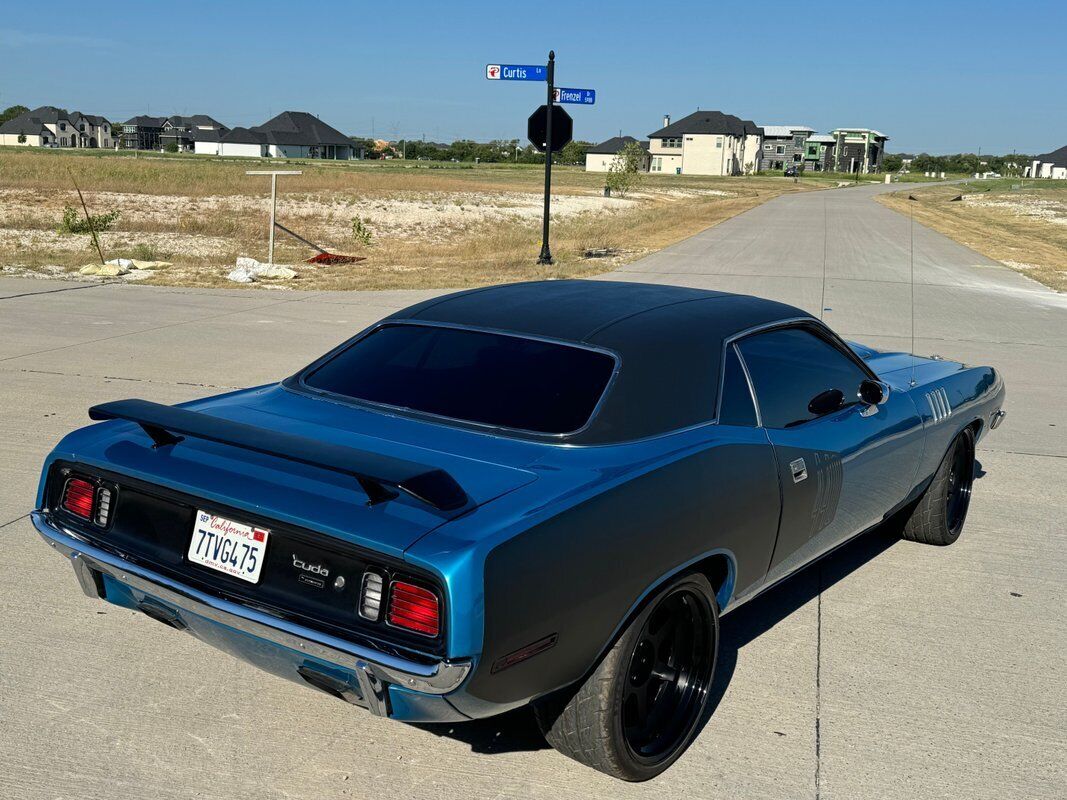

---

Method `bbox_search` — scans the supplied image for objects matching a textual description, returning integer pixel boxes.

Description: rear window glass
[302,324,617,434]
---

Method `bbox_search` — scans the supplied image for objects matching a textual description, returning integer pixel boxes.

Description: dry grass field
[878,180,1067,292]
[0,148,816,290]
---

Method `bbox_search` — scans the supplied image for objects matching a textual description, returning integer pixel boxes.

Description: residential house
[804,135,837,171]
[830,128,888,173]
[584,136,650,172]
[218,111,353,160]
[217,127,269,157]
[160,115,229,152]
[646,111,762,176]
[191,127,227,156]
[121,116,165,150]
[1025,146,1067,179]
[0,106,113,148]
[758,125,815,171]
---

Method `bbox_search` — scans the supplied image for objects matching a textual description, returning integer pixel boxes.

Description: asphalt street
[1,182,1063,799]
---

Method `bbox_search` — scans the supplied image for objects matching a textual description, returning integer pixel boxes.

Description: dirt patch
[878,183,1067,292]
[0,150,814,290]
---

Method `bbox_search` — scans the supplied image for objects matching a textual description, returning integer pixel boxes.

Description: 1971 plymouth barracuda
[33,280,1006,780]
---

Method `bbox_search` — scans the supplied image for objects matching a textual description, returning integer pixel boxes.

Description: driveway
[1,182,1063,799]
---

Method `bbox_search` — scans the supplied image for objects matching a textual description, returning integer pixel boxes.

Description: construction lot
[0,181,1064,799]
[0,148,817,290]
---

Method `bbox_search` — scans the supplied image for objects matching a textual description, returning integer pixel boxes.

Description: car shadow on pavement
[418,521,907,756]
[702,520,905,727]
[415,706,551,754]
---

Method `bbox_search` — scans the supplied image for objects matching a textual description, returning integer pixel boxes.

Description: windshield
[302,324,617,434]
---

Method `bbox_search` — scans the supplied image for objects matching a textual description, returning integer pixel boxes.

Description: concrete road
[1,183,1064,799]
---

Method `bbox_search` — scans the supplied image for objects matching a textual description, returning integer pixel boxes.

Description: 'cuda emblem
[292,554,329,577]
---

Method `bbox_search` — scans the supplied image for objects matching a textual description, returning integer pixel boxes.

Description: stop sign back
[527,105,573,153]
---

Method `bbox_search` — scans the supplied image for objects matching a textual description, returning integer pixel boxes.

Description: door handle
[790,458,808,483]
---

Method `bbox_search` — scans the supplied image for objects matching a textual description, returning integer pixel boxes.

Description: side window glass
[718,344,757,427]
[737,327,868,428]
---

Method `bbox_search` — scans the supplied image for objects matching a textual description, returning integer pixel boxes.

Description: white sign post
[246,170,302,265]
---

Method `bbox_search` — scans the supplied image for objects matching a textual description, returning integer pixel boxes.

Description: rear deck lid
[54,385,540,558]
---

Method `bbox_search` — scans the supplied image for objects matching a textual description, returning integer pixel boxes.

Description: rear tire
[534,573,718,781]
[903,427,976,546]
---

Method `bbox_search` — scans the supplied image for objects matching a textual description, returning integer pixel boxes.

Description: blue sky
[2,0,1064,155]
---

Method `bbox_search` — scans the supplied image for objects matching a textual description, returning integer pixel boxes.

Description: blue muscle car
[33,280,1006,780]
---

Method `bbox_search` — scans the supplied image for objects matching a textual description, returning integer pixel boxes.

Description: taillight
[59,474,114,528]
[387,581,440,637]
[62,478,95,520]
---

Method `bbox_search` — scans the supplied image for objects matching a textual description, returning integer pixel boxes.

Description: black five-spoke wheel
[903,426,977,546]
[536,572,720,781]
[622,588,715,763]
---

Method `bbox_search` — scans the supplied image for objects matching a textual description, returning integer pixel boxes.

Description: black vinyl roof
[389,280,809,443]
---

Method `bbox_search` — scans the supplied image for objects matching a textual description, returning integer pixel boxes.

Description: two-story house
[758,125,815,171]
[646,111,762,176]
[830,128,888,173]
[120,116,165,150]
[0,106,113,148]
[160,115,229,152]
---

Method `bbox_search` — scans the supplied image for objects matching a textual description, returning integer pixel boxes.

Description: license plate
[187,511,269,584]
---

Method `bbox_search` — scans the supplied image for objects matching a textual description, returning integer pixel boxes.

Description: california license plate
[187,511,269,584]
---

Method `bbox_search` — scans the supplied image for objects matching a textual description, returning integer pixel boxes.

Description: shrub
[131,242,159,261]
[164,142,179,153]
[605,142,646,197]
[58,205,120,235]
[351,217,373,247]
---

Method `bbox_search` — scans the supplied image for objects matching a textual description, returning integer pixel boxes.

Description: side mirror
[859,379,890,407]
[808,388,845,416]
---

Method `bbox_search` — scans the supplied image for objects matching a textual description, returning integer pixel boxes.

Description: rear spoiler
[88,399,469,513]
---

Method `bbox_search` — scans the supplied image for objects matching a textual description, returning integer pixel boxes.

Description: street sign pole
[538,50,555,265]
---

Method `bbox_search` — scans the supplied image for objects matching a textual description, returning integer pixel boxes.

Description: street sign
[528,104,573,153]
[485,63,548,81]
[553,87,596,105]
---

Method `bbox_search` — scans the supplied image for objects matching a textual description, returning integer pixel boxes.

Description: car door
[735,324,924,584]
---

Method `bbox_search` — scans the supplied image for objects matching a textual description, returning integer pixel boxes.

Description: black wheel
[903,427,976,545]
[534,573,718,781]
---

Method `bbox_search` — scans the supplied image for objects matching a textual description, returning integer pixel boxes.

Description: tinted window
[303,324,616,434]
[737,327,869,429]
[718,344,757,427]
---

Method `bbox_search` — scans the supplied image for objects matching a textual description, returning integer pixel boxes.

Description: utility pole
[537,50,556,265]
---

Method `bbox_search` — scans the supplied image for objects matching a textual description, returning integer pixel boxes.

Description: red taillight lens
[62,478,95,519]
[387,581,440,637]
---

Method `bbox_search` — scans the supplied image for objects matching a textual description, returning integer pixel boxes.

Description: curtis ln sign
[485,63,548,81]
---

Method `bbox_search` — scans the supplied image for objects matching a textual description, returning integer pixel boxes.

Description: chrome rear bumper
[31,511,470,715]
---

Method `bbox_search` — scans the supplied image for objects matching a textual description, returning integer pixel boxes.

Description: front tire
[535,573,718,781]
[903,427,976,546]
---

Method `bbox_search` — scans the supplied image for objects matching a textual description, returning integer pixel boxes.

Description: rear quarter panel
[415,425,781,714]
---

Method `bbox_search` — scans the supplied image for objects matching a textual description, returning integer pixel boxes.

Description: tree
[883,154,904,172]
[0,105,29,125]
[605,142,646,196]
[558,140,592,166]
